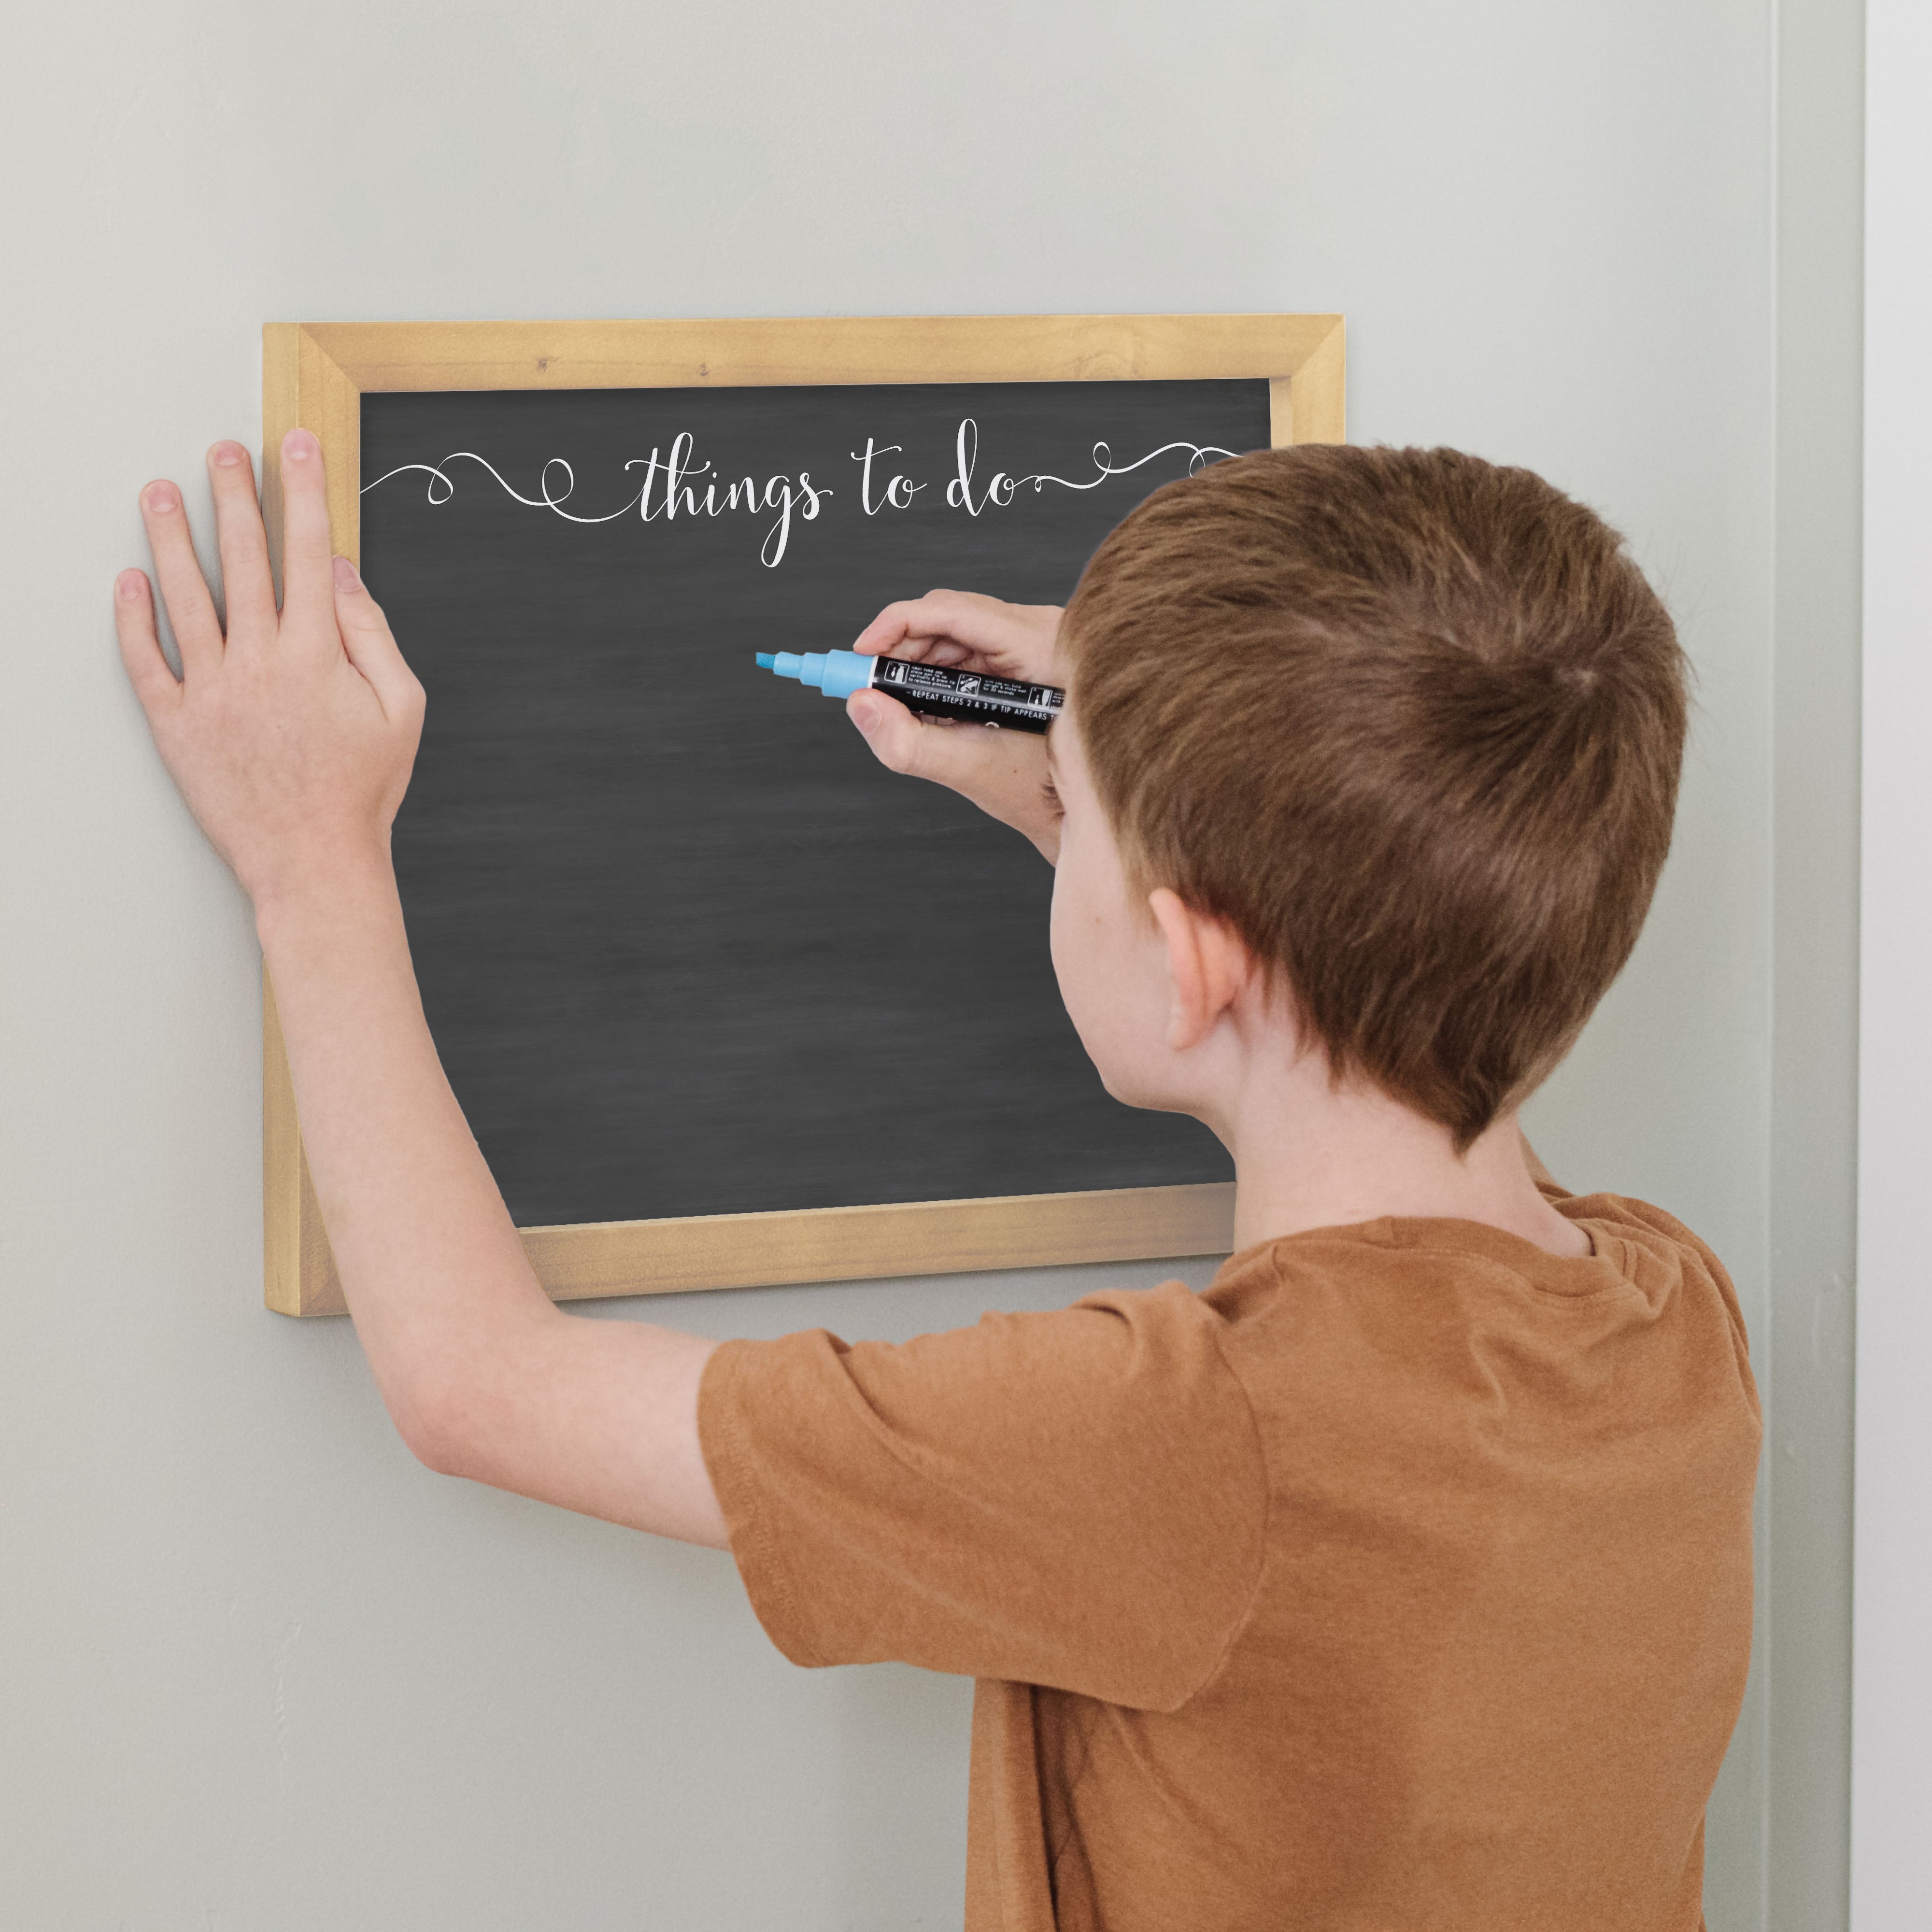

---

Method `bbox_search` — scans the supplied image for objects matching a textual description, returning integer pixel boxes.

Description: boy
[116,432,1759,1930]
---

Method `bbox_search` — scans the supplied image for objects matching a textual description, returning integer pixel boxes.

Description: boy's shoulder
[1181,1193,1759,1471]
[1195,1187,1743,1326]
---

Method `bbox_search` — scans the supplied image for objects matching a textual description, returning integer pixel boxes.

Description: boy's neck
[1217,1052,1589,1262]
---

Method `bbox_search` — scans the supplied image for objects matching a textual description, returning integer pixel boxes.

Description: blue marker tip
[754,648,874,699]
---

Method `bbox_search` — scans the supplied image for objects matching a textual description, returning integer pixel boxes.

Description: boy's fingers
[848,605,981,675]
[139,479,225,682]
[909,588,1005,637]
[332,558,424,721]
[279,429,336,625]
[206,442,277,640]
[852,592,991,656]
[851,603,929,660]
[852,590,1060,682]
[113,569,181,717]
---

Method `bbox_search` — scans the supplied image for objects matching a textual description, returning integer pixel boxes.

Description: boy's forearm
[256,851,554,1444]
[256,855,728,1546]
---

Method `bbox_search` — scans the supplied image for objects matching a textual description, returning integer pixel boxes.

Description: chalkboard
[260,315,1345,1313]
[362,381,1265,1224]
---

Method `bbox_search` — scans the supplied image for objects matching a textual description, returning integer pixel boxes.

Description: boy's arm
[117,433,726,1548]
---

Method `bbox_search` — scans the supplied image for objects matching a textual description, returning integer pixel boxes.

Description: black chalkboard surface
[360,378,1268,1229]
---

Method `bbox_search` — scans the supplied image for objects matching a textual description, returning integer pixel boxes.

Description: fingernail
[284,429,317,462]
[143,482,178,513]
[212,440,246,468]
[116,570,144,601]
[848,696,878,734]
[332,554,361,589]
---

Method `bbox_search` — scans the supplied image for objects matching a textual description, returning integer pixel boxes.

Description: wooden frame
[261,312,1345,1316]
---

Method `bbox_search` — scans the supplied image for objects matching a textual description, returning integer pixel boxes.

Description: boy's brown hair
[1062,444,1688,1149]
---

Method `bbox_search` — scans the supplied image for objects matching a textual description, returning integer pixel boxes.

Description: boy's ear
[1148,888,1253,1051]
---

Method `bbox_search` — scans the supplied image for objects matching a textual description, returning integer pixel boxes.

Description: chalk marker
[754,649,1064,735]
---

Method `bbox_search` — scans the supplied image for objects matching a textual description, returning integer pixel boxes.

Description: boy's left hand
[115,430,425,913]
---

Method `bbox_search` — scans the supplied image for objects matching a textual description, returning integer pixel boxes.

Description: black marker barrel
[755,649,1064,734]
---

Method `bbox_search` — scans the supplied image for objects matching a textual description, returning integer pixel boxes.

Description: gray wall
[0,2,1858,1926]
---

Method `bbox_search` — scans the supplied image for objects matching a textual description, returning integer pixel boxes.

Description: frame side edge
[1286,319,1347,445]
[261,327,356,1315]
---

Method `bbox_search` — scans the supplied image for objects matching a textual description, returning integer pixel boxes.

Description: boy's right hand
[845,590,1066,862]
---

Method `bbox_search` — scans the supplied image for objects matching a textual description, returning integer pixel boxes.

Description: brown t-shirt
[698,1189,1760,1931]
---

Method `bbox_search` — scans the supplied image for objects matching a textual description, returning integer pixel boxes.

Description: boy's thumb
[331,555,421,715]
[847,691,1019,817]
[848,691,925,776]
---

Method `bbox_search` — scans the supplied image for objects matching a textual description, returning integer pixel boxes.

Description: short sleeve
[697,1282,1267,1712]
